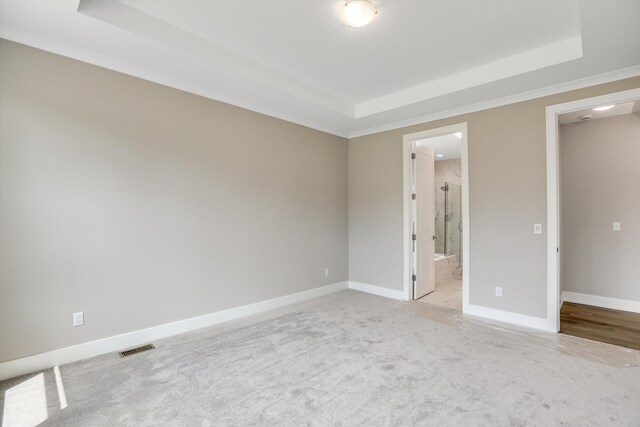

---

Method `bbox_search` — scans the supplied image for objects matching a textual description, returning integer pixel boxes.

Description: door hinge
[412,233,417,241]
[433,235,436,240]
[557,247,559,253]
[411,153,416,160]
[412,274,417,282]
[412,193,416,200]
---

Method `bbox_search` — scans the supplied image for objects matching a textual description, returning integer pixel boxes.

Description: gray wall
[2,37,639,363]
[435,159,462,186]
[560,114,640,301]
[0,40,348,362]
[349,77,640,319]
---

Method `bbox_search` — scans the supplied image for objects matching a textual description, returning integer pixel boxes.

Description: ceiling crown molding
[1,0,639,138]
[348,65,640,139]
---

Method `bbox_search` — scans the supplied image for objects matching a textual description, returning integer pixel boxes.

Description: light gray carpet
[2,290,640,426]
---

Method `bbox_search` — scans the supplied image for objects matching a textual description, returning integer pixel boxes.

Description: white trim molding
[0,28,351,139]
[0,281,349,381]
[464,304,550,332]
[355,36,583,118]
[545,87,640,333]
[348,281,406,301]
[3,20,638,140]
[562,292,640,314]
[349,65,640,138]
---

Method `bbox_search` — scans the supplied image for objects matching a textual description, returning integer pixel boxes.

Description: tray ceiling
[1,0,639,137]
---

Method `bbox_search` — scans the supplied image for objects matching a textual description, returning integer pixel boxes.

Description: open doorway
[402,123,469,312]
[546,88,640,346]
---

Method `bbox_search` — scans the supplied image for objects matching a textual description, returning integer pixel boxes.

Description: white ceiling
[559,100,640,125]
[416,134,461,161]
[1,0,639,138]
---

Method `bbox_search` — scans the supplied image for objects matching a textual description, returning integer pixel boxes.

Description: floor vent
[118,343,156,358]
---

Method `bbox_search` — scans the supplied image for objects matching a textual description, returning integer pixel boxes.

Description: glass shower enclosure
[434,182,462,268]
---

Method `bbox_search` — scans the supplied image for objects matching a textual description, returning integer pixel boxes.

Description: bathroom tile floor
[418,278,462,310]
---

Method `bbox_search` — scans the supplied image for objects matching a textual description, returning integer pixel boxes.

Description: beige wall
[2,37,640,363]
[0,40,348,362]
[560,114,640,301]
[349,77,640,319]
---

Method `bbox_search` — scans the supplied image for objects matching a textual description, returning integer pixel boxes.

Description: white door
[414,143,436,299]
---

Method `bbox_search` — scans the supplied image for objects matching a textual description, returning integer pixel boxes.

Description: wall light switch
[613,222,621,232]
[324,268,330,277]
[534,224,542,234]
[495,287,502,297]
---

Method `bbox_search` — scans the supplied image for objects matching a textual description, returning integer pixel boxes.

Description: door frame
[545,87,640,332]
[402,122,469,312]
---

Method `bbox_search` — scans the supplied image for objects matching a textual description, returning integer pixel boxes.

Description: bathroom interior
[419,133,463,310]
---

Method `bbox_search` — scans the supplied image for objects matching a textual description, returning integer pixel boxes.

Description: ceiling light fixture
[343,0,377,28]
[454,132,462,138]
[436,154,444,158]
[592,105,615,111]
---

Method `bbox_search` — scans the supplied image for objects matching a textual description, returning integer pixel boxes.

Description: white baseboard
[348,281,407,301]
[562,291,640,314]
[0,281,349,381]
[464,304,550,332]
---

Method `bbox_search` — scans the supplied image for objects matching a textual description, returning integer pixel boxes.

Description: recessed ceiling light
[436,154,444,158]
[592,105,615,111]
[454,132,462,138]
[343,0,377,28]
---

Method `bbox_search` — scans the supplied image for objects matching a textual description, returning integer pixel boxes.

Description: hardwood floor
[560,302,640,351]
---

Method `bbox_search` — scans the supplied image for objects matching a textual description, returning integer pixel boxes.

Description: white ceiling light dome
[343,0,378,28]
[592,105,615,111]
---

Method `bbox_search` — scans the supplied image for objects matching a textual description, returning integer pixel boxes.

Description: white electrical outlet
[73,311,84,327]
[324,268,330,277]
[613,222,621,232]
[495,287,502,297]
[534,224,542,234]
